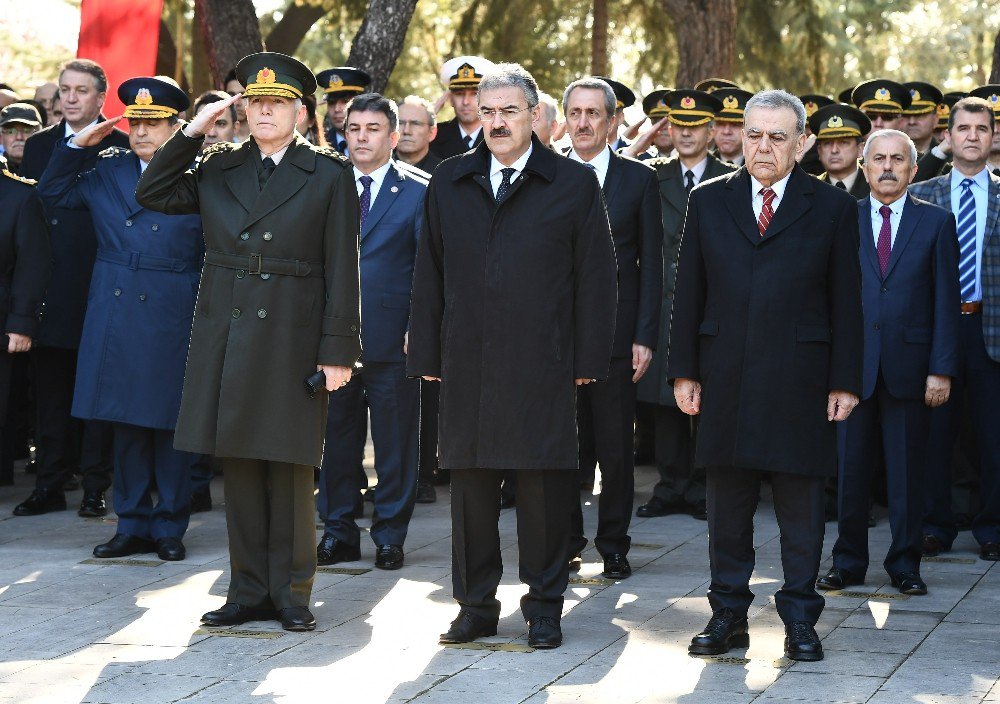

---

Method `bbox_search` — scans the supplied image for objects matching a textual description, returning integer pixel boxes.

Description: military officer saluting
[621,88,672,161]
[136,52,362,632]
[429,56,495,160]
[810,103,872,198]
[316,67,371,155]
[37,77,204,561]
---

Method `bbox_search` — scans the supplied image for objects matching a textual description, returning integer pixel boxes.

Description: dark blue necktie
[359,175,373,229]
[957,178,977,301]
[496,168,515,201]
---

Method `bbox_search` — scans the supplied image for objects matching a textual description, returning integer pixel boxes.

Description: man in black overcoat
[407,63,617,650]
[669,89,863,662]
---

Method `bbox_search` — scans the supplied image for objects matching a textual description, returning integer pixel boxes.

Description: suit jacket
[637,154,736,406]
[37,141,204,430]
[429,118,483,160]
[818,167,870,199]
[857,194,960,400]
[135,131,362,467]
[603,149,663,356]
[359,160,427,363]
[909,170,1000,362]
[20,118,129,349]
[667,165,863,477]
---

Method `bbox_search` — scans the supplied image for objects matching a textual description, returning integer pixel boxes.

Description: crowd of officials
[0,50,997,660]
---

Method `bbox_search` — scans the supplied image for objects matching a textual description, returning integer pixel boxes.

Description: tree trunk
[265,2,329,55]
[195,0,263,88]
[190,2,213,96]
[591,0,609,76]
[155,19,183,88]
[346,0,420,93]
[991,27,1000,83]
[661,0,741,87]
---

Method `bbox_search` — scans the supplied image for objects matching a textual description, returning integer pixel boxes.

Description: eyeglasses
[1,126,38,136]
[398,120,430,129]
[478,106,533,121]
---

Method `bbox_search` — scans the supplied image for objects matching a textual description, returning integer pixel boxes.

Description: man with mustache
[810,103,872,198]
[0,104,43,175]
[564,76,662,580]
[817,129,959,597]
[909,96,1000,563]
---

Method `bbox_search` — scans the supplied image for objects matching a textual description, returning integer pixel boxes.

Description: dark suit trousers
[451,468,575,621]
[111,422,193,540]
[651,405,702,505]
[418,380,439,482]
[570,356,635,557]
[321,362,419,547]
[834,374,928,578]
[924,313,1000,547]
[707,465,826,625]
[222,458,316,610]
[316,398,367,518]
[32,346,112,493]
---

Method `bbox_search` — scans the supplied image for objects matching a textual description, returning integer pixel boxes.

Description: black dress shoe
[279,606,316,631]
[922,534,946,557]
[439,610,498,644]
[432,467,451,486]
[688,608,749,655]
[202,602,277,626]
[415,481,437,504]
[816,567,864,591]
[689,500,708,521]
[13,488,66,516]
[93,534,155,558]
[890,572,927,595]
[568,555,582,572]
[603,553,631,579]
[316,534,361,565]
[156,537,186,561]
[784,621,824,661]
[190,487,212,513]
[980,542,1000,561]
[636,496,685,518]
[528,616,562,649]
[375,544,404,570]
[78,490,107,518]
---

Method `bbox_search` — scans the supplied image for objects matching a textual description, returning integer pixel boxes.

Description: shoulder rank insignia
[99,146,128,159]
[311,144,350,164]
[2,168,37,186]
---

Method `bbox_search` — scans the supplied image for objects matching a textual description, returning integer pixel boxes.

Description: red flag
[77,0,164,119]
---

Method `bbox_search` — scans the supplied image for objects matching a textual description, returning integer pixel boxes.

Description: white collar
[568,145,611,171]
[750,170,792,200]
[680,156,709,183]
[490,143,533,178]
[869,191,907,216]
[65,118,99,138]
[353,159,392,188]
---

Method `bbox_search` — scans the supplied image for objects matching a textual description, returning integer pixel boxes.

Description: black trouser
[570,356,635,557]
[451,468,575,622]
[706,465,826,625]
[0,354,32,484]
[32,346,112,494]
[650,405,702,506]
[418,380,439,483]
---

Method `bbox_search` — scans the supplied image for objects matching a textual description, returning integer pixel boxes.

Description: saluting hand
[827,390,858,421]
[674,378,701,415]
[72,116,124,148]
[795,133,817,162]
[6,333,31,353]
[622,117,668,159]
[185,92,243,138]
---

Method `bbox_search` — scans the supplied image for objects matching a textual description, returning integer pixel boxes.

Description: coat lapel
[223,144,257,214]
[603,149,625,207]
[658,159,687,216]
[760,166,813,242]
[883,195,923,280]
[115,153,144,218]
[858,199,879,277]
[724,168,764,244]
[241,136,314,230]
[361,162,404,240]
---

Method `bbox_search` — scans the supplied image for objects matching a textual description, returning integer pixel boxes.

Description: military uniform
[914,92,968,183]
[809,103,872,199]
[429,57,494,160]
[799,95,835,176]
[317,67,371,154]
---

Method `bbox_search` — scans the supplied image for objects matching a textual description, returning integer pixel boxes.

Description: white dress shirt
[567,145,611,187]
[459,124,482,148]
[750,171,792,221]
[680,156,709,187]
[868,192,907,249]
[260,142,291,165]
[831,169,860,193]
[64,118,99,140]
[489,144,533,198]
[353,160,393,205]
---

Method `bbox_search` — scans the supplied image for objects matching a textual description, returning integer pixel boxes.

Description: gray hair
[478,63,539,108]
[562,77,616,119]
[401,94,436,126]
[863,128,918,165]
[538,92,559,124]
[745,89,807,135]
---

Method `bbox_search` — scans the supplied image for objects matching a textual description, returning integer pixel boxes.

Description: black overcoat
[407,137,618,470]
[135,132,362,467]
[667,165,863,477]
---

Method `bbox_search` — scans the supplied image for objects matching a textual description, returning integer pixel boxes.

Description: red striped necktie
[757,187,776,236]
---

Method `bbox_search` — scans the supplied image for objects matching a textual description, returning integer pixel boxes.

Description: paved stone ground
[1,459,998,704]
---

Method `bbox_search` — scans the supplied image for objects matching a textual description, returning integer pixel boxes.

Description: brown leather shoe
[922,534,946,557]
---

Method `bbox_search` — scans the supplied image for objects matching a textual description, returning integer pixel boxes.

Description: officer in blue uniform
[37,76,203,561]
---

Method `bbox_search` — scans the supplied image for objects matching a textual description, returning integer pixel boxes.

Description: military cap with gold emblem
[799,94,834,118]
[0,102,42,129]
[713,88,752,123]
[937,91,968,130]
[807,103,871,141]
[440,56,496,91]
[902,82,943,115]
[595,77,636,110]
[694,77,740,94]
[235,51,317,100]
[641,88,672,119]
[851,79,911,114]
[664,89,723,126]
[315,67,371,99]
[970,85,1000,119]
[117,76,188,120]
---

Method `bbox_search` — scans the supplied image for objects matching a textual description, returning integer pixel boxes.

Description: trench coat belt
[96,249,201,273]
[204,250,324,278]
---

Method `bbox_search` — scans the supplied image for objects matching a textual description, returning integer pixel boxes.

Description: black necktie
[359,175,373,229]
[337,139,347,154]
[465,135,474,149]
[685,170,695,193]
[496,168,516,202]
[259,156,276,190]
[835,180,847,190]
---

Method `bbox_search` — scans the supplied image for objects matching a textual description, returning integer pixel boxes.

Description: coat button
[139,294,147,301]
[113,288,122,297]
[240,232,250,240]
[125,220,133,227]
[260,273,270,280]
[50,218,58,225]
[257,308,267,319]
[880,286,887,293]
[262,232,272,241]
[232,308,241,318]
[350,324,358,332]
[151,224,159,232]
[874,323,881,330]
[236,269,246,279]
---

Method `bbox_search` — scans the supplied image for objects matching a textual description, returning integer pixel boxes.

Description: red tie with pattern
[757,187,776,236]
[877,205,892,277]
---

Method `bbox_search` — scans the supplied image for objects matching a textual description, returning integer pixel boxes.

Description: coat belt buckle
[249,253,262,275]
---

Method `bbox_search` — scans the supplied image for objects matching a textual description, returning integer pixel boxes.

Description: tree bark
[346,0,420,93]
[195,0,263,88]
[591,0,609,76]
[265,2,329,55]
[991,27,1000,83]
[155,19,182,88]
[661,0,741,87]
